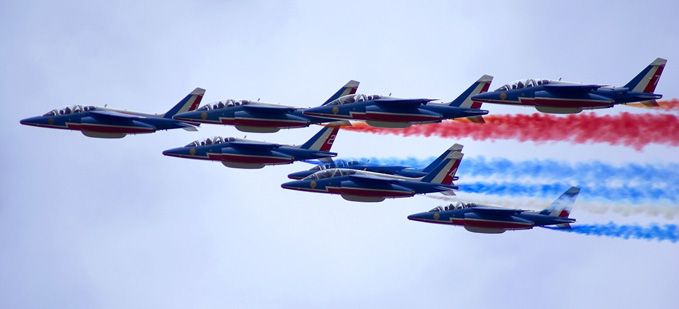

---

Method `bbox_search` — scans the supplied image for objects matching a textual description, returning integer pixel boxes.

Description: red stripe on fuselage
[451,218,533,229]
[67,123,155,134]
[363,112,441,122]
[208,153,293,164]
[326,186,414,197]
[520,97,612,108]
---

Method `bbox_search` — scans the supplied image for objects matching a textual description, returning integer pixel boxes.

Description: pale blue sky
[1,1,678,308]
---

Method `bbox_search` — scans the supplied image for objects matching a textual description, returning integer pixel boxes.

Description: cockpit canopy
[428,201,475,212]
[326,94,382,105]
[303,168,357,180]
[185,136,239,147]
[197,99,251,111]
[308,160,361,172]
[494,79,552,91]
[43,105,95,116]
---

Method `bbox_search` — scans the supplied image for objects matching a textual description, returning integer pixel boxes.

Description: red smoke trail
[343,112,679,150]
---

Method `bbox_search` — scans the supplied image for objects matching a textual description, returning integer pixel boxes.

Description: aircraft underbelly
[209,152,293,165]
[340,195,386,202]
[523,97,612,108]
[365,120,411,128]
[328,184,414,198]
[69,122,155,134]
[224,113,310,129]
[454,215,534,231]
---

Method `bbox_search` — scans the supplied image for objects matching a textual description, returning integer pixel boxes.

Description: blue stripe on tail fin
[623,58,666,94]
[164,88,205,119]
[322,80,360,105]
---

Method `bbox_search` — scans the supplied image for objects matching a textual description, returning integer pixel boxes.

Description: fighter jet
[20,88,204,138]
[287,144,464,180]
[171,81,359,133]
[162,124,342,169]
[471,58,666,114]
[281,146,464,202]
[302,75,492,128]
[407,187,580,234]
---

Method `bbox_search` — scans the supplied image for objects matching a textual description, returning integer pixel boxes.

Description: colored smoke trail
[340,157,679,185]
[343,112,679,149]
[459,183,678,203]
[546,222,678,243]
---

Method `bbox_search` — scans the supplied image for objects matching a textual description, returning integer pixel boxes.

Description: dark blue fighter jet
[471,58,666,114]
[287,144,464,180]
[302,75,492,128]
[281,146,464,202]
[408,187,580,234]
[172,81,359,133]
[20,88,205,138]
[162,124,343,169]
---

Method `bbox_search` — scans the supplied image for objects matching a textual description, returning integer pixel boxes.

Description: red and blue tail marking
[164,87,205,118]
[624,58,666,94]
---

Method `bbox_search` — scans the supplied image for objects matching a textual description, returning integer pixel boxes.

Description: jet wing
[470,206,523,216]
[348,174,400,184]
[373,98,436,108]
[242,104,298,114]
[227,140,281,150]
[89,110,143,120]
[543,83,602,95]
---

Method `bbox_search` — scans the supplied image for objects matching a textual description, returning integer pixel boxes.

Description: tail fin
[422,144,463,173]
[421,151,463,185]
[449,75,493,109]
[164,88,205,118]
[541,186,580,218]
[623,58,666,93]
[322,80,360,105]
[300,123,342,151]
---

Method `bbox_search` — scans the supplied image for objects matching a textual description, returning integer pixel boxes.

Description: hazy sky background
[2,0,678,308]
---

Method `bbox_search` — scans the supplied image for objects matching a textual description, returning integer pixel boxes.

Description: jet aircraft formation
[20,58,667,233]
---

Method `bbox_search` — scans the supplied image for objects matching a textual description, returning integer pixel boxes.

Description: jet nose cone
[20,116,44,126]
[162,147,186,157]
[281,180,306,190]
[407,213,427,222]
[287,171,310,180]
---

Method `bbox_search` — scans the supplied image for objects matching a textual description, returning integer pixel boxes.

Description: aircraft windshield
[494,79,551,91]
[428,201,475,212]
[43,105,95,116]
[326,94,382,105]
[303,168,356,180]
[185,136,238,147]
[197,99,251,111]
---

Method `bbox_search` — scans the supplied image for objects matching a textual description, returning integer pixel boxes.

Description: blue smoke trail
[546,222,678,243]
[459,183,679,204]
[340,157,679,185]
